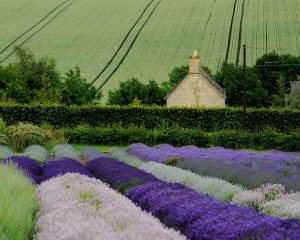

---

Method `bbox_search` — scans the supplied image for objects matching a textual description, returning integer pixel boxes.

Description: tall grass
[0,164,38,240]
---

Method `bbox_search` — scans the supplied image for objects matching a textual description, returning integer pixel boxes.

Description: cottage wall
[167,74,225,108]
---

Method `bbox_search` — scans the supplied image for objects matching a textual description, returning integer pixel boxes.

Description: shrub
[65,126,300,152]
[24,145,48,164]
[35,173,184,240]
[4,156,41,184]
[0,118,8,145]
[0,164,38,240]
[6,122,62,151]
[52,144,80,161]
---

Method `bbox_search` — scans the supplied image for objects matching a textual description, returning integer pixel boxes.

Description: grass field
[0,0,299,99]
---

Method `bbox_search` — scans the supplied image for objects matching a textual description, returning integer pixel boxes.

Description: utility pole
[243,44,248,131]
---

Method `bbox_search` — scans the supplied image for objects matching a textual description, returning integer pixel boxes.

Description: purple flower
[127,182,300,239]
[4,156,41,184]
[39,158,92,183]
[128,144,300,191]
[86,156,159,193]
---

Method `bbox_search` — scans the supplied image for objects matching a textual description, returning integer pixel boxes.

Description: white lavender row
[262,192,300,218]
[52,144,80,161]
[111,150,245,201]
[35,173,184,240]
[128,143,300,191]
[233,184,300,218]
[0,146,15,160]
[24,145,48,164]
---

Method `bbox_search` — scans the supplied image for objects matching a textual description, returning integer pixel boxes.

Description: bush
[24,145,48,164]
[6,122,64,151]
[0,104,299,132]
[0,164,38,240]
[52,144,80,161]
[0,117,8,145]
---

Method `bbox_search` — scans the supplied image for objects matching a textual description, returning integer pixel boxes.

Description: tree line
[0,47,299,108]
[109,52,300,108]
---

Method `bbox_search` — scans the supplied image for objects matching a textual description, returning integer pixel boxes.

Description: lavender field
[1,143,300,239]
[128,143,300,191]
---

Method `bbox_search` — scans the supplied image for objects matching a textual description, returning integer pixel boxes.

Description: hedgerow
[0,104,299,132]
[65,125,300,151]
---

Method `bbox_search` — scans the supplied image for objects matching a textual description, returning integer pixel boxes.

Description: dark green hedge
[64,125,300,152]
[0,104,299,132]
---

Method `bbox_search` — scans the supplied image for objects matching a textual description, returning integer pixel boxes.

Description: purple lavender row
[82,147,158,193]
[3,156,41,184]
[128,144,300,190]
[87,156,159,193]
[39,158,92,184]
[127,181,300,240]
[84,147,300,238]
[129,144,300,166]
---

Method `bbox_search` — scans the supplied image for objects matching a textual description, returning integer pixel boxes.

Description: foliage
[215,62,268,107]
[61,66,101,105]
[0,47,101,105]
[254,52,300,105]
[0,117,7,144]
[0,104,299,132]
[161,65,189,93]
[65,125,300,152]
[0,164,38,240]
[6,122,64,151]
[108,78,165,105]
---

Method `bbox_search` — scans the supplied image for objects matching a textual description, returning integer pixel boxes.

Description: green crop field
[0,0,299,99]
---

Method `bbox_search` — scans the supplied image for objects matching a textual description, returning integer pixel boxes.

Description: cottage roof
[165,67,226,99]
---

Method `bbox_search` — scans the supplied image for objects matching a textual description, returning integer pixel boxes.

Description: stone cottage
[166,51,226,108]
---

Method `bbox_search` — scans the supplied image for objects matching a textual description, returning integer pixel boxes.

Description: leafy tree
[14,46,61,101]
[168,65,189,86]
[0,47,100,105]
[61,66,101,105]
[254,52,300,105]
[108,78,165,105]
[142,80,165,105]
[0,46,61,103]
[108,78,145,105]
[0,64,29,103]
[215,62,267,107]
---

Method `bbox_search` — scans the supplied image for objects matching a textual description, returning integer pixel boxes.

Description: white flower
[112,150,245,202]
[262,192,300,218]
[257,183,285,201]
[232,190,265,210]
[35,173,185,240]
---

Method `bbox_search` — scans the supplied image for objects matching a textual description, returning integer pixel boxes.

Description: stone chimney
[189,50,200,74]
